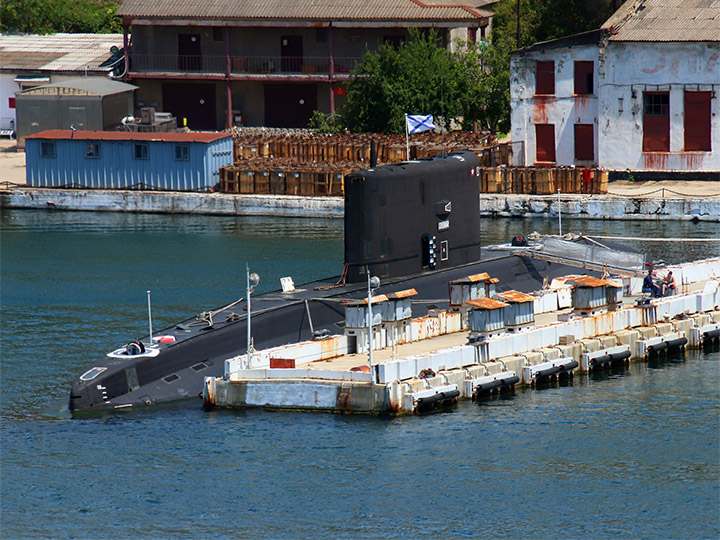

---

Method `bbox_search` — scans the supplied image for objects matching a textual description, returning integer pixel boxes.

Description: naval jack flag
[405,114,436,160]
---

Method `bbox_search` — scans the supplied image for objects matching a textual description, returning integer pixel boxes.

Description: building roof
[26,130,232,143]
[494,290,534,303]
[0,33,123,73]
[117,0,492,23]
[466,297,507,310]
[17,78,137,97]
[604,0,720,42]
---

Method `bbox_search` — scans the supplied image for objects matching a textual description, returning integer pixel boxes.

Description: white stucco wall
[510,44,599,167]
[598,41,720,171]
[0,75,18,131]
[511,38,720,172]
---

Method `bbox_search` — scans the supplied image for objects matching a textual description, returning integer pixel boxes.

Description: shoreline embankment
[1,186,719,221]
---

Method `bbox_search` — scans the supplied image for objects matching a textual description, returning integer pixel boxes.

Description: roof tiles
[26,130,232,144]
[0,33,123,72]
[117,0,491,22]
[606,0,720,42]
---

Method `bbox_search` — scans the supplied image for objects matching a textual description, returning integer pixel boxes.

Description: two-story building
[510,0,719,176]
[116,0,493,130]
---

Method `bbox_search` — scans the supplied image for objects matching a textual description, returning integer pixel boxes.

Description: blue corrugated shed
[25,130,233,191]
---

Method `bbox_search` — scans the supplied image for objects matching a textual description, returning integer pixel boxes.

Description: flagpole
[405,113,409,160]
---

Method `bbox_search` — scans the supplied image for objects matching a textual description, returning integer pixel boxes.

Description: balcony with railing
[129,54,361,79]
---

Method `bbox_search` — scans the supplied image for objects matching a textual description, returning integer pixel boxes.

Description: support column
[329,23,335,115]
[225,27,233,129]
[122,23,130,79]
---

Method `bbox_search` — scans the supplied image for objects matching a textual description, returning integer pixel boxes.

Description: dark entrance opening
[281,36,303,72]
[162,82,216,130]
[264,84,316,128]
[178,34,202,71]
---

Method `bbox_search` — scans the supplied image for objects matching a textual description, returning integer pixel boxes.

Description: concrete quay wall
[0,188,345,218]
[2,187,719,221]
[479,193,720,221]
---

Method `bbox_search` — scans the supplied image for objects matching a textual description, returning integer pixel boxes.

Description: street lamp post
[367,272,380,382]
[246,264,260,368]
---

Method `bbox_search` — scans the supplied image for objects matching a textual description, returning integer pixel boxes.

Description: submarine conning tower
[343,151,482,284]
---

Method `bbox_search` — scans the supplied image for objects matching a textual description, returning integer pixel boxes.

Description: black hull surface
[68,255,589,412]
[68,151,598,413]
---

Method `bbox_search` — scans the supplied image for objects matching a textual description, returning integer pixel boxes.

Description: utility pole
[516,0,521,49]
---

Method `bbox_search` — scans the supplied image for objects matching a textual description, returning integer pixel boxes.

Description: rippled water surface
[1,209,719,539]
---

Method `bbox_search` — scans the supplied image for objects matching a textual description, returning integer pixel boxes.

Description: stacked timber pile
[219,129,499,196]
[478,167,608,194]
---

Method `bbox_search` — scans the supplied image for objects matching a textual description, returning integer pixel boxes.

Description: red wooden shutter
[684,91,711,151]
[574,124,594,161]
[535,124,556,163]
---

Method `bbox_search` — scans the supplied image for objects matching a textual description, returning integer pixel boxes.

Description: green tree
[341,29,463,133]
[0,0,121,34]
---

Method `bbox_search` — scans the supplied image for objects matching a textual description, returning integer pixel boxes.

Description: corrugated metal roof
[606,0,720,42]
[386,288,418,299]
[466,297,507,310]
[26,130,232,143]
[18,78,137,96]
[567,276,622,288]
[494,290,534,303]
[348,294,389,306]
[0,33,123,72]
[449,272,492,284]
[117,0,491,22]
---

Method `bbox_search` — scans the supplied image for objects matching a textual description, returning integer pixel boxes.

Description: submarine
[68,151,588,412]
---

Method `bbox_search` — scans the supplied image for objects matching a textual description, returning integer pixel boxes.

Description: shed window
[535,124,556,163]
[175,144,190,161]
[684,91,711,152]
[86,143,100,158]
[40,141,56,158]
[643,92,670,152]
[535,61,555,95]
[134,143,149,160]
[574,61,594,95]
[574,124,594,161]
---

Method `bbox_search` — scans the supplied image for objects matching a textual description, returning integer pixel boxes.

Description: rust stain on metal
[449,272,493,284]
[466,297,508,310]
[495,290,534,303]
[386,288,418,299]
[569,276,622,288]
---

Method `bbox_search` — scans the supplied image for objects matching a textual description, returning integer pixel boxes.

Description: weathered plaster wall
[510,44,599,167]
[598,42,720,171]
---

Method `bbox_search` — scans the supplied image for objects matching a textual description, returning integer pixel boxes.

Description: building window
[535,124,556,163]
[175,144,190,161]
[574,124,594,161]
[8,97,15,108]
[86,143,100,158]
[134,143,149,160]
[40,141,55,158]
[213,27,223,42]
[684,91,711,151]
[316,28,327,43]
[574,61,594,95]
[535,61,555,95]
[643,92,670,152]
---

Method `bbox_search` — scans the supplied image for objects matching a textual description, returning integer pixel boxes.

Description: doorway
[178,34,202,71]
[264,84,316,128]
[281,36,303,72]
[162,82,216,130]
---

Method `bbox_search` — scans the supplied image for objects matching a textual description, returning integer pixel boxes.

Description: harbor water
[1,209,719,539]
